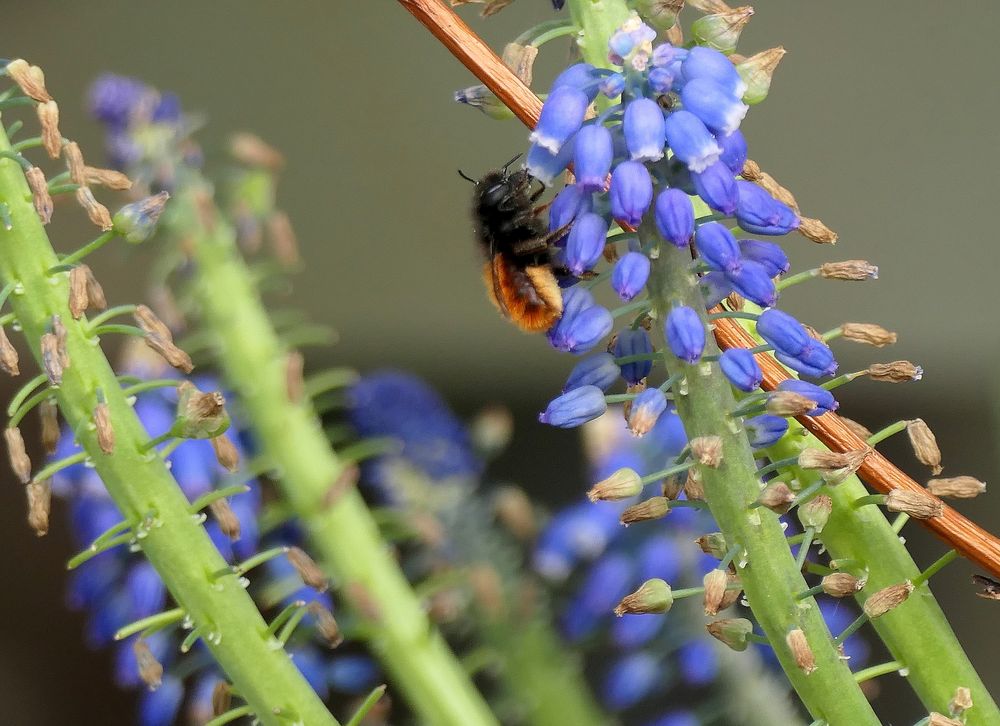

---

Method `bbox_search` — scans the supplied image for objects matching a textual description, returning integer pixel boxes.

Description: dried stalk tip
[0,325,19,376]
[37,100,62,159]
[588,467,643,502]
[839,416,873,441]
[52,315,70,370]
[615,578,673,616]
[950,686,973,716]
[822,572,866,598]
[64,141,86,184]
[267,211,300,268]
[68,266,89,319]
[819,260,878,281]
[884,489,943,519]
[928,713,963,726]
[684,467,706,501]
[661,473,684,500]
[867,361,922,383]
[285,350,304,403]
[210,433,240,472]
[757,171,798,212]
[132,638,163,691]
[502,42,539,86]
[287,546,329,592]
[25,167,53,224]
[82,265,107,310]
[307,601,344,648]
[40,332,64,385]
[906,419,942,474]
[5,59,52,102]
[927,476,985,499]
[493,486,537,541]
[5,427,31,483]
[757,482,795,514]
[75,187,114,231]
[863,581,914,619]
[766,391,817,417]
[93,402,115,454]
[172,381,229,439]
[40,400,59,455]
[798,447,870,485]
[620,496,670,525]
[691,435,723,467]
[797,216,837,244]
[696,532,728,559]
[703,568,729,616]
[209,499,241,540]
[724,291,745,311]
[840,322,897,347]
[84,166,133,191]
[134,304,193,373]
[707,617,754,651]
[740,159,762,181]
[26,478,51,536]
[786,628,816,674]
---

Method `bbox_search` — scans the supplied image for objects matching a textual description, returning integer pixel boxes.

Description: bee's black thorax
[473,169,550,268]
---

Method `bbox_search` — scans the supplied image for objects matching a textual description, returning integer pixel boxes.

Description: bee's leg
[510,221,574,257]
[551,266,599,280]
[529,179,546,203]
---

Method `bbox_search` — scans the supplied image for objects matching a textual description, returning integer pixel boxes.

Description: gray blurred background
[1,1,998,723]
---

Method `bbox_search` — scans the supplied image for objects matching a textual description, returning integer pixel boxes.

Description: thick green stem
[173,181,497,726]
[643,219,880,724]
[0,126,336,725]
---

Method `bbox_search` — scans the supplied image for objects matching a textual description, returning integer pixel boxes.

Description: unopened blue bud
[756,308,810,355]
[88,74,152,130]
[613,328,654,385]
[698,271,732,307]
[608,19,657,70]
[726,258,777,307]
[735,180,799,235]
[547,286,614,353]
[681,46,747,97]
[719,348,762,391]
[612,251,651,301]
[629,387,668,436]
[602,652,660,710]
[574,124,614,192]
[609,160,653,227]
[600,72,626,98]
[691,161,738,215]
[648,66,677,94]
[778,340,838,378]
[718,130,748,174]
[552,63,600,101]
[776,380,838,416]
[113,192,170,244]
[529,85,590,155]
[654,188,694,248]
[664,110,722,173]
[564,353,621,392]
[695,222,740,272]
[566,213,609,276]
[739,239,789,277]
[526,137,574,186]
[549,184,594,231]
[624,98,666,162]
[745,414,789,448]
[680,78,748,136]
[652,43,688,68]
[665,306,705,364]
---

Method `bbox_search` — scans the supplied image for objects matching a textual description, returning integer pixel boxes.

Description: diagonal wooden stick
[398,0,1000,578]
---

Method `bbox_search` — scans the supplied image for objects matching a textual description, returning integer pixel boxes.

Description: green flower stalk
[0,97,336,724]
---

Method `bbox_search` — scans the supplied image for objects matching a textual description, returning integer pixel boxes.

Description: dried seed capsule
[211,681,232,717]
[0,325,19,376]
[926,476,985,499]
[468,564,505,618]
[52,315,70,370]
[718,571,743,612]
[798,448,869,485]
[707,617,754,651]
[799,495,832,532]
[287,546,329,592]
[172,381,229,439]
[885,489,943,519]
[839,416,873,441]
[765,390,817,417]
[786,628,816,674]
[25,166,53,224]
[736,47,787,106]
[75,187,113,231]
[134,305,193,373]
[39,400,59,455]
[840,323,897,347]
[867,361,922,383]
[68,266,89,319]
[661,474,684,500]
[757,481,795,514]
[5,427,31,483]
[620,496,670,525]
[37,100,61,159]
[133,638,163,690]
[819,260,878,281]
[822,572,866,598]
[950,687,973,716]
[691,435,723,467]
[5,59,52,101]
[588,467,643,502]
[684,467,706,500]
[798,216,837,244]
[863,581,914,619]
[114,192,170,244]
[83,166,132,190]
[210,433,240,472]
[82,265,107,310]
[64,142,86,185]
[615,578,673,616]
[26,478,51,536]
[307,601,343,648]
[928,713,962,726]
[906,418,942,474]
[755,170,798,212]
[703,568,729,616]
[209,499,240,540]
[93,402,114,454]
[502,42,538,86]
[40,332,64,385]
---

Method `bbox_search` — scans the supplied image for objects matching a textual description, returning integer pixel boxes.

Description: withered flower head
[906,418,942,474]
[819,260,878,281]
[620,496,670,525]
[884,489,943,520]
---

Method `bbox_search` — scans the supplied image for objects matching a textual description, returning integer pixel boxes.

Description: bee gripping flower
[665,306,706,364]
[539,385,608,428]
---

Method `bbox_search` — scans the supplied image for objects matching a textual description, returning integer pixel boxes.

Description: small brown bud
[468,564,505,618]
[26,478,51,536]
[972,574,1000,600]
[615,578,673,616]
[93,402,115,454]
[288,546,329,592]
[172,381,228,439]
[724,291,745,311]
[906,419,942,475]
[926,476,985,499]
[75,187,113,231]
[840,323,897,347]
[684,467,706,500]
[133,639,163,690]
[84,166,132,191]
[25,166,53,224]
[134,305,193,373]
[285,351,304,403]
[696,532,728,559]
[757,481,795,514]
[602,241,619,264]
[0,325,19,376]
[36,100,61,159]
[718,570,743,612]
[209,498,241,540]
[211,681,232,717]
[766,391,817,417]
[707,617,754,651]
[928,713,962,726]
[52,315,70,371]
[5,427,31,483]
[703,568,729,616]
[307,601,344,648]
[210,434,240,472]
[64,142,86,184]
[68,266,89,319]
[797,216,837,244]
[229,132,285,170]
[268,211,300,268]
[950,687,973,716]
[863,581,914,619]
[82,265,107,311]
[820,260,878,281]
[798,447,870,485]
[493,486,536,541]
[39,400,59,455]
[822,572,866,598]
[840,416,873,441]
[691,435,723,467]
[867,361,922,383]
[799,494,833,532]
[620,496,670,525]
[884,489,943,519]
[502,42,539,87]
[40,332,64,385]
[661,474,684,500]
[740,159,762,181]
[786,628,816,674]
[5,59,52,102]
[736,47,787,106]
[588,467,643,502]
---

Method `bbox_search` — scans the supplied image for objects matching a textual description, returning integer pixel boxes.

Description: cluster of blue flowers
[523,16,838,439]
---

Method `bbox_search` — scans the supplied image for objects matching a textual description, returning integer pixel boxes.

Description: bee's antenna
[501,153,523,172]
[457,169,477,184]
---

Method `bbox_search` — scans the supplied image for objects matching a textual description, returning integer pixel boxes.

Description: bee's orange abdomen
[482,257,562,333]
